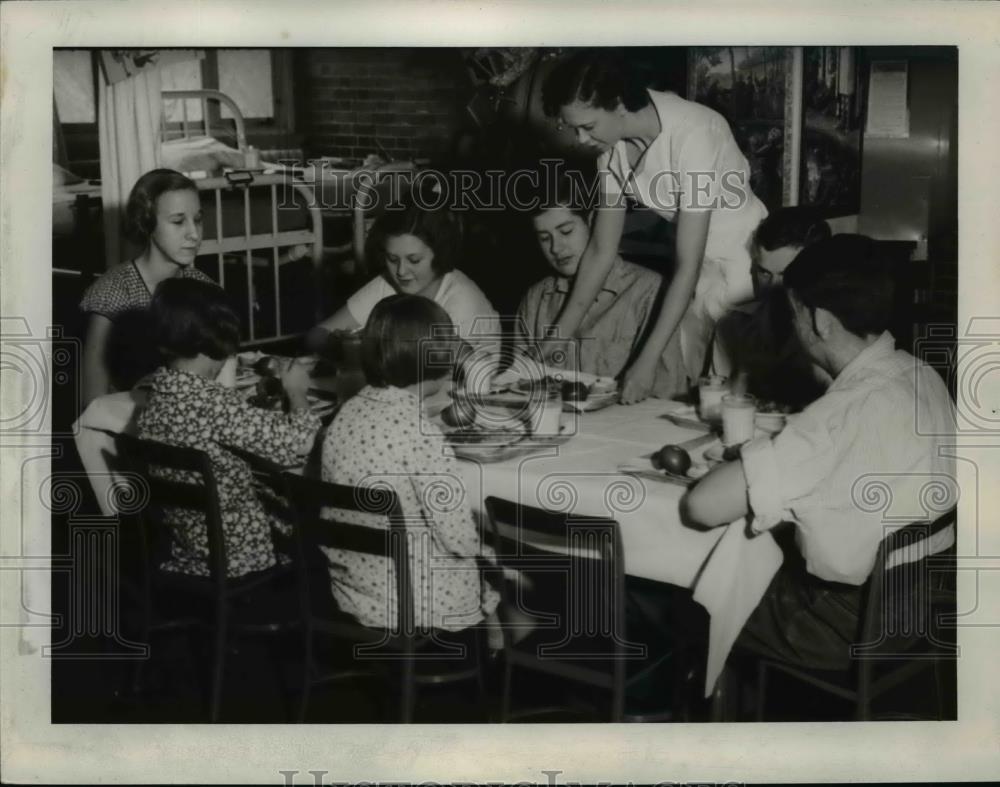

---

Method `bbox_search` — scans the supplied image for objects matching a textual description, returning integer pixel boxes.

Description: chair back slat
[220,443,296,541]
[484,496,618,565]
[484,496,633,657]
[858,507,957,655]
[281,473,413,634]
[143,477,214,511]
[116,433,227,584]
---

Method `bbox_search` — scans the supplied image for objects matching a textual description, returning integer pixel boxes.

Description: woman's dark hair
[365,199,460,277]
[541,49,651,117]
[150,277,241,361]
[782,234,894,339]
[752,206,832,252]
[124,168,199,246]
[361,294,459,388]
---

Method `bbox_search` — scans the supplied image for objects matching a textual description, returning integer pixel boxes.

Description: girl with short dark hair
[138,278,321,578]
[321,294,498,632]
[306,200,499,355]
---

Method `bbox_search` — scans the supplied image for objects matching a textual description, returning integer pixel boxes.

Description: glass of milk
[722,393,756,446]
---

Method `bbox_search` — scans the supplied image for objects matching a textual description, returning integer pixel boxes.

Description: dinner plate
[472,383,619,413]
[444,425,572,463]
[704,444,726,464]
[617,453,709,487]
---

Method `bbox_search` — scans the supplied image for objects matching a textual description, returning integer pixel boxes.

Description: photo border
[2,0,999,783]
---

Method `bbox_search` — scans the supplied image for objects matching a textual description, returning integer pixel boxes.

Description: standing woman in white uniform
[541,50,768,403]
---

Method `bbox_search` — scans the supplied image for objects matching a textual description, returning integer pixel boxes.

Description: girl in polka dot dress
[321,294,499,633]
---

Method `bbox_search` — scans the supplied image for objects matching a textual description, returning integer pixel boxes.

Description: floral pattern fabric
[137,366,321,578]
[321,385,498,631]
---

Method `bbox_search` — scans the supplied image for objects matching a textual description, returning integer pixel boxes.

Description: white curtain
[98,64,163,268]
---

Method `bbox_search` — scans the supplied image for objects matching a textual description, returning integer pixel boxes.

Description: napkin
[72,390,145,516]
[691,518,784,697]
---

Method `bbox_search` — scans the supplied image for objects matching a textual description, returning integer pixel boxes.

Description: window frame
[56,48,296,175]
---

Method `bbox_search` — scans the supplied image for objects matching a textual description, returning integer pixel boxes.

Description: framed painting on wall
[798,46,865,216]
[687,46,793,213]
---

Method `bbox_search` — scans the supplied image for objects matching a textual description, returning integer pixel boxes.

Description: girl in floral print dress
[321,294,499,632]
[138,278,321,578]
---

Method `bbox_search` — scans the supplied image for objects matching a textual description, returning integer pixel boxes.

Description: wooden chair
[484,497,674,722]
[281,472,486,723]
[753,509,957,721]
[115,434,299,721]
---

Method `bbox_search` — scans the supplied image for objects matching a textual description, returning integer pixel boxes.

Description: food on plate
[446,428,523,444]
[756,400,793,414]
[654,444,692,475]
[561,381,590,402]
[588,378,618,395]
[440,402,476,429]
[754,410,788,435]
[687,462,710,480]
[237,350,264,367]
[516,376,564,395]
[253,355,282,377]
[247,376,285,409]
[256,376,284,398]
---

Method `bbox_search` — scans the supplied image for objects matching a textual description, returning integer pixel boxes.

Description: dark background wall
[295,48,470,164]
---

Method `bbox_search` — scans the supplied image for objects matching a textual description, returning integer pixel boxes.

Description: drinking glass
[722,393,756,446]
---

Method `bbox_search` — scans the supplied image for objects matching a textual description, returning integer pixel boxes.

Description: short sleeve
[80,268,131,318]
[79,281,112,317]
[675,127,725,212]
[438,272,500,344]
[346,275,393,327]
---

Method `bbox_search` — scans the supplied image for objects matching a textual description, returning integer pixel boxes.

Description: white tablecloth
[453,399,783,695]
[74,393,782,696]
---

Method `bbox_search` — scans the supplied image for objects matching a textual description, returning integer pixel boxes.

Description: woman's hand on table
[619,358,656,405]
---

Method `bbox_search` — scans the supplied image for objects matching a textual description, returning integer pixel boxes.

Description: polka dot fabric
[321,385,498,632]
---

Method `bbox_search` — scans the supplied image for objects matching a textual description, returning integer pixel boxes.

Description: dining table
[73,374,783,696]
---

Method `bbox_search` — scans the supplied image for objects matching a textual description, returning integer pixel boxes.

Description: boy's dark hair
[150,277,241,361]
[541,48,651,117]
[124,168,199,246]
[361,294,459,388]
[527,170,595,221]
[752,206,831,252]
[782,234,894,339]
[365,199,460,277]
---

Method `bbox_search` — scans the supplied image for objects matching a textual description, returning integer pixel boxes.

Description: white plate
[704,444,726,464]
[618,453,708,485]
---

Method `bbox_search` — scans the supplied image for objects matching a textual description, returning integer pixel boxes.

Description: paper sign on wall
[866,60,910,138]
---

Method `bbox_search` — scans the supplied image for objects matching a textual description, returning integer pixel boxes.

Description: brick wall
[296,48,470,163]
